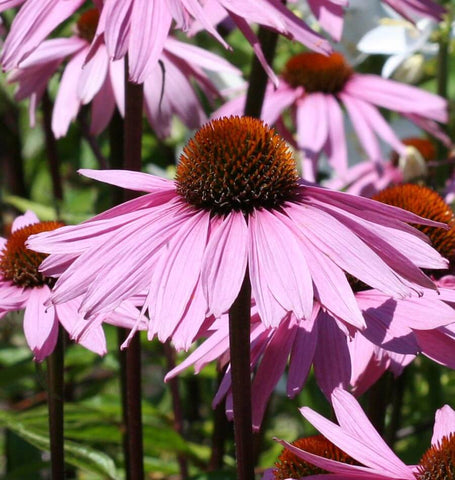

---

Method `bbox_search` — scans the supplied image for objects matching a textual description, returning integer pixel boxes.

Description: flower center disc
[77,8,100,42]
[282,52,352,93]
[417,433,455,479]
[273,435,357,479]
[0,221,63,288]
[372,184,455,263]
[175,116,299,215]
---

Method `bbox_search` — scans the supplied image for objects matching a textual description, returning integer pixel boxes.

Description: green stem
[164,342,189,479]
[46,327,65,479]
[243,27,279,118]
[122,60,145,480]
[42,90,63,218]
[228,270,254,480]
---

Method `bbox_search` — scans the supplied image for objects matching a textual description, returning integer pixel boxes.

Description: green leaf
[4,195,57,220]
[0,410,119,479]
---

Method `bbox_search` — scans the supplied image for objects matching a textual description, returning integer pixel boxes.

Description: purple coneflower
[272,388,455,479]
[0,0,330,83]
[0,211,140,360]
[28,116,447,350]
[214,51,447,181]
[8,8,241,139]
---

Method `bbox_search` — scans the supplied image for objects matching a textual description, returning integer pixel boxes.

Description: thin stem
[122,60,145,480]
[125,333,144,480]
[117,329,131,480]
[42,91,63,217]
[243,28,279,118]
[228,269,254,480]
[46,327,65,479]
[78,110,108,169]
[164,342,189,479]
[208,368,230,471]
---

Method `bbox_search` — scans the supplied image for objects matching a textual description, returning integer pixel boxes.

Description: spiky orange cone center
[373,184,455,264]
[416,433,455,479]
[0,222,63,288]
[175,116,299,215]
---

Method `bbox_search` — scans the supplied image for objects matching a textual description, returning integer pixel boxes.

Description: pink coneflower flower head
[274,388,455,479]
[0,0,331,84]
[0,211,116,360]
[28,116,448,349]
[7,7,241,139]
[382,0,446,22]
[214,51,447,181]
[7,7,121,137]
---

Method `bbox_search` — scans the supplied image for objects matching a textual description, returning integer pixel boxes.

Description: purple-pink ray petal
[288,309,319,396]
[78,168,175,193]
[1,0,85,70]
[251,318,298,428]
[148,211,210,342]
[128,0,172,83]
[313,313,351,398]
[249,209,314,325]
[23,286,58,362]
[201,212,248,318]
[432,405,455,445]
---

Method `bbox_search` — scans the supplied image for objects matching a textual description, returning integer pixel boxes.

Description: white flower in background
[358,16,438,81]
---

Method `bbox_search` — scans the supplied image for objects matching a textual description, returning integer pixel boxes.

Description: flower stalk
[228,269,254,480]
[122,60,145,480]
[46,327,65,479]
[42,90,63,217]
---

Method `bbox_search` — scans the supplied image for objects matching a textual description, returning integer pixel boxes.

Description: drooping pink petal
[99,0,132,60]
[296,93,329,155]
[1,0,85,70]
[90,74,116,135]
[147,210,210,342]
[340,93,382,160]
[201,212,248,318]
[128,0,172,83]
[251,317,298,428]
[308,0,346,41]
[248,209,314,326]
[324,94,347,174]
[414,327,455,369]
[287,308,319,397]
[299,389,415,478]
[345,74,447,123]
[313,313,351,398]
[51,48,86,138]
[23,286,58,361]
[78,42,109,104]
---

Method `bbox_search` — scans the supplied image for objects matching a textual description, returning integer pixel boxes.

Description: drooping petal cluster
[0,210,141,361]
[214,51,448,181]
[27,117,448,352]
[6,7,242,139]
[273,388,455,479]
[0,0,331,83]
